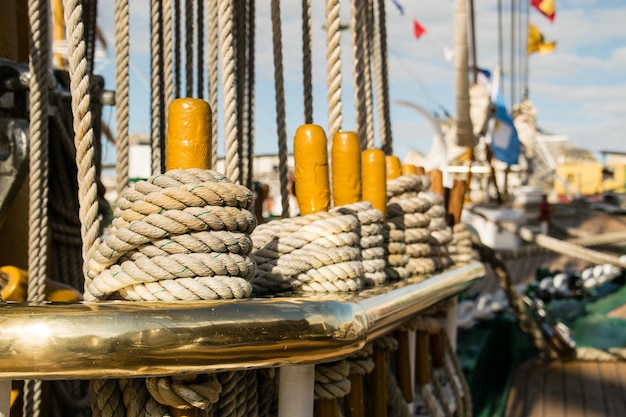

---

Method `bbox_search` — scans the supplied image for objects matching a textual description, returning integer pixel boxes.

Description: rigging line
[388,47,449,115]
[510,0,516,109]
[522,0,530,99]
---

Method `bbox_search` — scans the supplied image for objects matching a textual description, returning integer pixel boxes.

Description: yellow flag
[527,24,556,55]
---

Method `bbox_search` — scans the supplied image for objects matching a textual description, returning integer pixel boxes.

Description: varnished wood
[369,345,388,417]
[345,374,365,417]
[505,359,626,417]
[315,399,340,417]
[395,329,413,402]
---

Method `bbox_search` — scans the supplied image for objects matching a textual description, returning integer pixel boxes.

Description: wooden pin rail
[0,263,483,380]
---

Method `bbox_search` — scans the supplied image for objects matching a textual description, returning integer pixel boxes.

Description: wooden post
[345,374,365,417]
[165,97,215,417]
[395,330,414,402]
[428,169,444,196]
[447,179,467,227]
[369,344,388,417]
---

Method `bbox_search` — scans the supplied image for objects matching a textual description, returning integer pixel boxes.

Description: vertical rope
[302,0,313,124]
[219,0,240,183]
[236,0,247,185]
[150,0,164,175]
[163,0,175,135]
[325,0,343,140]
[364,0,376,149]
[83,0,98,75]
[351,0,367,149]
[374,0,392,154]
[271,0,290,219]
[64,0,100,288]
[208,0,219,169]
[197,0,205,99]
[174,0,181,98]
[246,0,256,189]
[185,0,194,97]
[114,0,130,195]
[26,1,50,415]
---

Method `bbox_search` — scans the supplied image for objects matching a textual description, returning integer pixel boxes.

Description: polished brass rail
[0,263,483,380]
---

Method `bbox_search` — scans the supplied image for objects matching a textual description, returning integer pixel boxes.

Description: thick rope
[363,0,376,149]
[185,0,193,97]
[219,0,240,183]
[174,0,181,98]
[302,0,313,124]
[374,0,392,154]
[28,0,51,304]
[271,0,290,218]
[332,202,386,286]
[196,0,205,98]
[26,3,51,417]
[315,360,351,400]
[351,0,367,149]
[326,0,343,140]
[251,211,364,294]
[64,0,101,291]
[235,0,248,185]
[114,0,130,194]
[150,0,164,175]
[208,0,219,169]
[471,234,558,359]
[163,0,175,128]
[86,169,256,301]
[246,0,256,190]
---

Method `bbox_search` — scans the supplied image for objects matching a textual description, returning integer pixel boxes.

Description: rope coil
[86,169,257,302]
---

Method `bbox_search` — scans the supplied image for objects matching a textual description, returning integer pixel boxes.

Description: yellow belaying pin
[385,155,402,180]
[361,149,387,219]
[294,124,331,215]
[331,131,362,207]
[166,98,212,171]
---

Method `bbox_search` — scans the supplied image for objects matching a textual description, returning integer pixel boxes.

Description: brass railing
[0,262,484,380]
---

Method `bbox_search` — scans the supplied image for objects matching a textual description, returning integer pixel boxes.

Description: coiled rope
[332,202,387,286]
[251,211,364,294]
[85,169,256,301]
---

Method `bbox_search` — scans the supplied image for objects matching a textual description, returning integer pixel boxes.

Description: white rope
[114,0,130,194]
[218,0,240,183]
[325,0,343,140]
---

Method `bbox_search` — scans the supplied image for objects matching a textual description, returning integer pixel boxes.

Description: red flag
[413,19,426,39]
[531,0,555,22]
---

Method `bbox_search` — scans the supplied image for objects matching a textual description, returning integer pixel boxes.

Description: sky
[96,0,626,166]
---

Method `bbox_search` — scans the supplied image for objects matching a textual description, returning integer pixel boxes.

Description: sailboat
[0,0,623,417]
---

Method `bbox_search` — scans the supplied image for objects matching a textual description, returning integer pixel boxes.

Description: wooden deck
[505,359,626,417]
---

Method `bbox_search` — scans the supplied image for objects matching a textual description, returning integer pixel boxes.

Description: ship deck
[505,359,626,417]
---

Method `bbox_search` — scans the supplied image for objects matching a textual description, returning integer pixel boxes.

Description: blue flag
[491,91,520,165]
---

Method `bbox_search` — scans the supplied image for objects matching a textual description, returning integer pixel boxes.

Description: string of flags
[391,0,556,58]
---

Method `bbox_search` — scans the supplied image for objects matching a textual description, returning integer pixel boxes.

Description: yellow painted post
[166,98,212,171]
[294,124,331,215]
[401,163,417,176]
[385,155,402,180]
[361,149,387,219]
[165,98,214,417]
[331,131,361,207]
